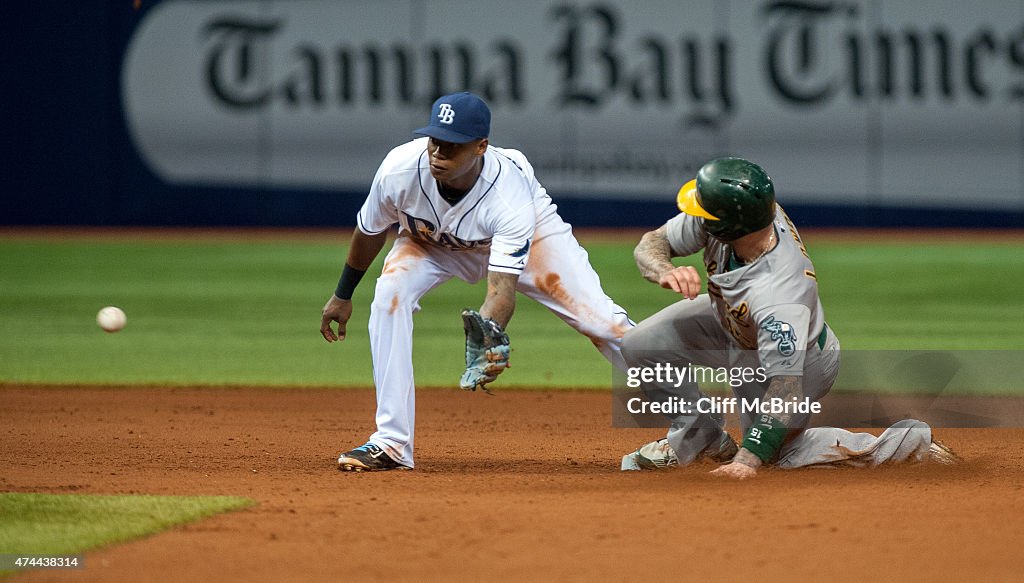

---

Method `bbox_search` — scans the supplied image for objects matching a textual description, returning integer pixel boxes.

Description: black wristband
[334,264,367,300]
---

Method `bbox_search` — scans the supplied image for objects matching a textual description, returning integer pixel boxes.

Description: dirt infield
[2,386,1022,582]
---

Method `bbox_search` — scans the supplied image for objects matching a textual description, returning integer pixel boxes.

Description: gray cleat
[620,431,737,471]
[703,431,739,463]
[928,440,961,465]
[627,438,679,470]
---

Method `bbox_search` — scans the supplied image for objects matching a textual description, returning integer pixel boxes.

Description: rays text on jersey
[401,212,491,251]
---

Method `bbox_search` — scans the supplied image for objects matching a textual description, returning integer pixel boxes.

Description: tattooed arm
[758,375,804,428]
[711,375,803,479]
[634,225,702,300]
[479,270,518,329]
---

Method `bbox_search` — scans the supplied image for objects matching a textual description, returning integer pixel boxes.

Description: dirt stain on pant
[382,236,428,275]
[535,272,629,343]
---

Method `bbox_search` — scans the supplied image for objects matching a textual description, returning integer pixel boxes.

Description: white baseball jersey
[357,137,559,275]
[350,137,633,467]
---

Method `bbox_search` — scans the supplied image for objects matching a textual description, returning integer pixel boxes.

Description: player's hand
[710,461,758,480]
[320,295,353,342]
[657,265,702,299]
[459,309,511,394]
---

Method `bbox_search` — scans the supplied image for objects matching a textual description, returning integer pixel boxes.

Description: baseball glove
[459,308,511,394]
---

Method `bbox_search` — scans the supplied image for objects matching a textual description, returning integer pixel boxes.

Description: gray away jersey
[665,207,826,377]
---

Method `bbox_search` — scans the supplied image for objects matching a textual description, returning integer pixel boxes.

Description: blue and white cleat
[338,442,410,472]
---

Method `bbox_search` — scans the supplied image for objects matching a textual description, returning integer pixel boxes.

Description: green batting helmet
[676,157,776,241]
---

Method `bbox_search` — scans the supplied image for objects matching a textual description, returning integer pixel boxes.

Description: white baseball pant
[367,214,632,467]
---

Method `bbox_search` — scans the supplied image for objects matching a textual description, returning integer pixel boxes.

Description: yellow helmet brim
[676,179,720,220]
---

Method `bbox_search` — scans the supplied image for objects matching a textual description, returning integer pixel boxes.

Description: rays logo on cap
[438,104,455,124]
[413,92,490,144]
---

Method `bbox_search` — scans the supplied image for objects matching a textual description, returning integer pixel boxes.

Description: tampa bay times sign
[123,0,1024,208]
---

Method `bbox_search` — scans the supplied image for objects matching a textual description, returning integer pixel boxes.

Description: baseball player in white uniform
[321,92,633,471]
[619,157,960,478]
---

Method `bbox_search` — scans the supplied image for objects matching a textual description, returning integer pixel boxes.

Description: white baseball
[96,306,127,333]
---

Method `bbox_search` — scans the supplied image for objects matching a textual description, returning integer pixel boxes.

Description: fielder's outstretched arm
[634,225,702,300]
[320,229,389,342]
[478,270,518,329]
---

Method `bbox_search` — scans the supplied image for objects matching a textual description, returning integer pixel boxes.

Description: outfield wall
[3,1,1024,227]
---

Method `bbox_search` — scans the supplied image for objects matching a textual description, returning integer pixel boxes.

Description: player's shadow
[856,353,999,428]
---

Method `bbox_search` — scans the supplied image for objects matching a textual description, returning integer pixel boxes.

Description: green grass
[0,236,1022,388]
[0,493,253,574]
[809,242,1024,349]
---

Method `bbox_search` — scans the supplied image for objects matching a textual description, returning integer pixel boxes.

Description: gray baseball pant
[622,295,931,467]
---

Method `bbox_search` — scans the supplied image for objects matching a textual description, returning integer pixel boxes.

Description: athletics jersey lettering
[725,299,754,349]
[708,281,755,348]
[780,205,809,259]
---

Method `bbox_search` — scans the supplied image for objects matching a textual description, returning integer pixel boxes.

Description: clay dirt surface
[2,385,1022,582]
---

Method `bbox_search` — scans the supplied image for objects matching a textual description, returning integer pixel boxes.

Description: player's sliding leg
[617,296,739,469]
[516,216,633,370]
[774,420,935,468]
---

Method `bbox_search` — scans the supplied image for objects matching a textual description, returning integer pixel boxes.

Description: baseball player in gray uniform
[619,157,959,478]
[321,92,633,472]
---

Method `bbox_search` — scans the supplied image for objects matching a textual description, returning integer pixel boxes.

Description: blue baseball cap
[413,92,490,143]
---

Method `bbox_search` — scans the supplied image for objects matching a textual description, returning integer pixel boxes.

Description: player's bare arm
[478,270,518,329]
[634,225,675,280]
[634,225,701,299]
[321,229,389,343]
[760,375,804,428]
[711,375,803,480]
